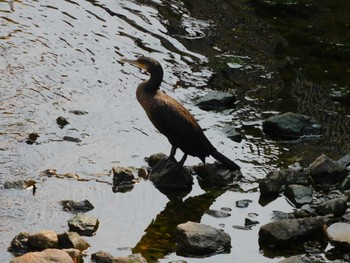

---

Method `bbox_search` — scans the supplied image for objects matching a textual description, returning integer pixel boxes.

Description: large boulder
[176,221,231,256]
[327,223,350,250]
[259,216,326,248]
[262,112,321,140]
[10,249,74,263]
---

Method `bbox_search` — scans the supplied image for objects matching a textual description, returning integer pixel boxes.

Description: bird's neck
[141,69,163,93]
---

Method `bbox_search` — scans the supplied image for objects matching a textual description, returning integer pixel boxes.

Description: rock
[259,170,285,197]
[236,199,252,208]
[26,133,39,145]
[222,125,243,143]
[315,198,347,217]
[113,254,147,263]
[259,216,326,248]
[112,166,135,193]
[60,199,94,213]
[245,218,259,228]
[91,250,114,263]
[146,153,167,168]
[137,166,149,179]
[205,209,231,218]
[284,185,313,207]
[284,168,311,186]
[58,231,90,251]
[337,153,350,169]
[195,91,236,111]
[67,214,99,236]
[4,180,27,189]
[195,162,242,187]
[28,230,58,250]
[176,221,231,256]
[63,136,81,143]
[56,116,69,128]
[310,154,347,185]
[278,255,305,263]
[339,175,350,191]
[327,222,350,250]
[63,248,82,263]
[9,232,30,256]
[10,248,74,263]
[69,110,88,115]
[262,112,321,140]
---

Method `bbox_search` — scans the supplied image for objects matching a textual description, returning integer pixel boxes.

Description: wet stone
[236,199,252,208]
[56,116,69,128]
[205,209,231,218]
[28,230,58,250]
[259,170,285,197]
[222,125,243,143]
[60,199,94,213]
[58,231,90,251]
[112,166,135,193]
[315,198,347,217]
[67,214,99,236]
[69,110,88,115]
[8,232,30,256]
[259,216,326,248]
[195,162,242,187]
[113,254,147,263]
[4,180,27,189]
[262,112,321,140]
[26,133,39,145]
[245,218,259,228]
[278,255,306,263]
[10,248,74,263]
[284,184,313,207]
[63,136,81,143]
[146,153,167,168]
[310,154,347,185]
[337,153,350,169]
[195,91,236,111]
[176,221,231,256]
[284,168,311,186]
[63,248,82,263]
[91,250,114,263]
[327,223,350,250]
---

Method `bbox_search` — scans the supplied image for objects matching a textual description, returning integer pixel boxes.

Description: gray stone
[205,209,231,218]
[236,199,253,208]
[10,248,74,263]
[284,185,313,207]
[259,170,285,196]
[315,198,347,217]
[58,231,90,251]
[176,221,231,256]
[195,162,242,187]
[284,168,311,186]
[338,153,350,168]
[91,250,114,263]
[4,180,27,189]
[259,216,326,248]
[60,199,94,213]
[262,112,321,140]
[195,91,236,111]
[112,166,135,193]
[28,230,58,250]
[67,214,99,236]
[113,254,147,263]
[278,255,305,263]
[146,153,167,168]
[327,222,350,250]
[310,154,347,185]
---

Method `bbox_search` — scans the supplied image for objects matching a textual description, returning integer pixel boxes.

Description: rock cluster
[258,152,350,257]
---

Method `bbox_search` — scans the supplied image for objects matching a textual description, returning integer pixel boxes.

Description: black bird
[123,56,240,171]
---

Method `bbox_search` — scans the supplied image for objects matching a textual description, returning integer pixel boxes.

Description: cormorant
[123,56,240,171]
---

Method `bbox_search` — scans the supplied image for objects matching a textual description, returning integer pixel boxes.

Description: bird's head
[122,56,162,75]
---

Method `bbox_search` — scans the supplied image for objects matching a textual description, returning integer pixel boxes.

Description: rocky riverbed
[1,0,350,262]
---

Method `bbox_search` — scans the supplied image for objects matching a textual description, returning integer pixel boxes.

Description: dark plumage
[123,56,240,171]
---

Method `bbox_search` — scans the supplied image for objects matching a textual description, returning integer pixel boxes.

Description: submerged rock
[10,248,74,263]
[176,221,231,256]
[67,214,99,236]
[310,154,347,185]
[236,199,253,208]
[284,185,313,207]
[4,180,27,189]
[327,222,350,250]
[205,209,231,218]
[315,198,347,217]
[195,91,236,111]
[28,230,58,250]
[60,199,94,213]
[262,112,321,140]
[195,162,242,187]
[8,232,30,256]
[259,216,326,248]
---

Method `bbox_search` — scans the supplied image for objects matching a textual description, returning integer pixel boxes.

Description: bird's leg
[153,146,177,172]
[170,153,187,172]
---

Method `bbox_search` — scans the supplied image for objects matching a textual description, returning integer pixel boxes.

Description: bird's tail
[210,149,240,171]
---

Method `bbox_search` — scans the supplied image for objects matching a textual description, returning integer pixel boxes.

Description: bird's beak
[121,59,146,70]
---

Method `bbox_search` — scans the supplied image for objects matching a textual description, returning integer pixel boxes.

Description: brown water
[1,0,349,262]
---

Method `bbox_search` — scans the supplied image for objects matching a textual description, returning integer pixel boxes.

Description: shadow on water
[1,0,350,262]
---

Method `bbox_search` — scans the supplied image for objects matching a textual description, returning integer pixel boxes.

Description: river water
[1,0,349,262]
